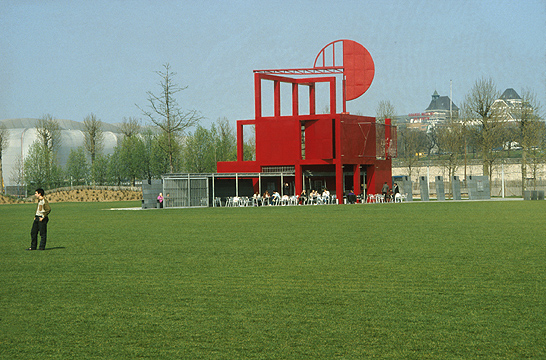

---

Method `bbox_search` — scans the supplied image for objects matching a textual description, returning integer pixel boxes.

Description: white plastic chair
[240,196,250,207]
[289,196,298,206]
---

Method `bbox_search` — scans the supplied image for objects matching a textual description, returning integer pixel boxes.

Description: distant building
[425,90,459,125]
[0,118,123,189]
[394,90,458,130]
[491,88,527,122]
[393,88,533,134]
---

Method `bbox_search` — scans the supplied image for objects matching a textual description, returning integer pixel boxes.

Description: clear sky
[1,0,545,127]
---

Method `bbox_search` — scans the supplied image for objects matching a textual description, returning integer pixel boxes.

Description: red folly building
[217,40,396,201]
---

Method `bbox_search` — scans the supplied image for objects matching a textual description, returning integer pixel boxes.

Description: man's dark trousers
[30,216,48,250]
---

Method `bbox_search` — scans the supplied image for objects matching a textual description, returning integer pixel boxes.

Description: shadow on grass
[43,247,66,251]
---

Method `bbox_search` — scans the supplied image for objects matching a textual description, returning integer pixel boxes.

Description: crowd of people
[223,182,405,207]
[161,181,404,208]
[371,181,401,202]
[252,188,334,206]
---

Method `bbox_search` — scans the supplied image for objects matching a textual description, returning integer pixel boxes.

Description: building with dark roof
[499,88,521,101]
[424,90,459,125]
[395,91,459,130]
[426,90,459,112]
[492,88,529,122]
[394,87,534,132]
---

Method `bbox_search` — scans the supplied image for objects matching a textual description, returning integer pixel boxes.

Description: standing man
[27,188,51,251]
[381,181,389,202]
[283,182,290,196]
[393,182,400,202]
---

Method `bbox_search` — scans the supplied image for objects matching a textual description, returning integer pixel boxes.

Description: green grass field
[1,200,545,359]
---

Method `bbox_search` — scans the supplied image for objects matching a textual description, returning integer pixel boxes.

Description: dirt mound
[47,189,142,203]
[0,194,25,204]
[0,189,142,204]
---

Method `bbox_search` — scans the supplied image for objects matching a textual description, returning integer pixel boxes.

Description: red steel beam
[254,67,344,75]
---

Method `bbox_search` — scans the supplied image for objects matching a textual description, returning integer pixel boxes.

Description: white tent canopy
[1,118,123,188]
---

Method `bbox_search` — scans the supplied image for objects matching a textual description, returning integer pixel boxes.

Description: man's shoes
[38,248,45,250]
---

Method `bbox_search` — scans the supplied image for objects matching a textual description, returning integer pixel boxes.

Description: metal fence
[163,176,209,208]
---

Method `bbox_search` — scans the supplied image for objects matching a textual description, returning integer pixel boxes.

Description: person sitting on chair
[299,190,307,205]
[263,191,270,205]
[272,191,281,205]
[322,188,330,204]
[347,189,357,204]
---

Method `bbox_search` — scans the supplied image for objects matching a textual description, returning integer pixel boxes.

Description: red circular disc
[314,39,375,100]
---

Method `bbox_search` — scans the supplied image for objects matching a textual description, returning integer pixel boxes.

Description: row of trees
[7,114,109,192]
[10,115,247,191]
[392,78,544,194]
[3,64,255,193]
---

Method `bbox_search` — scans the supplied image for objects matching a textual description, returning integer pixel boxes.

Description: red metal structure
[217,40,396,200]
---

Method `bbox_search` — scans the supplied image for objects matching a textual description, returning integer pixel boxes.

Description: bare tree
[32,115,63,188]
[23,140,63,190]
[376,100,396,124]
[524,121,546,190]
[119,117,141,139]
[397,126,427,178]
[0,123,9,193]
[425,126,438,156]
[9,154,24,190]
[83,113,104,165]
[436,116,464,197]
[182,125,215,173]
[138,63,201,173]
[36,114,62,154]
[513,90,544,194]
[461,78,504,182]
[212,117,237,163]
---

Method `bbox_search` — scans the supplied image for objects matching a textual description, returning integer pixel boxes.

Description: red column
[336,162,343,203]
[342,76,347,113]
[329,78,336,114]
[254,73,262,119]
[292,83,299,116]
[335,117,343,202]
[274,80,281,117]
[295,165,302,198]
[237,122,244,161]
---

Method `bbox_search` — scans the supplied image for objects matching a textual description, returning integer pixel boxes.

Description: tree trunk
[483,161,489,178]
[521,150,527,196]
[0,154,3,194]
